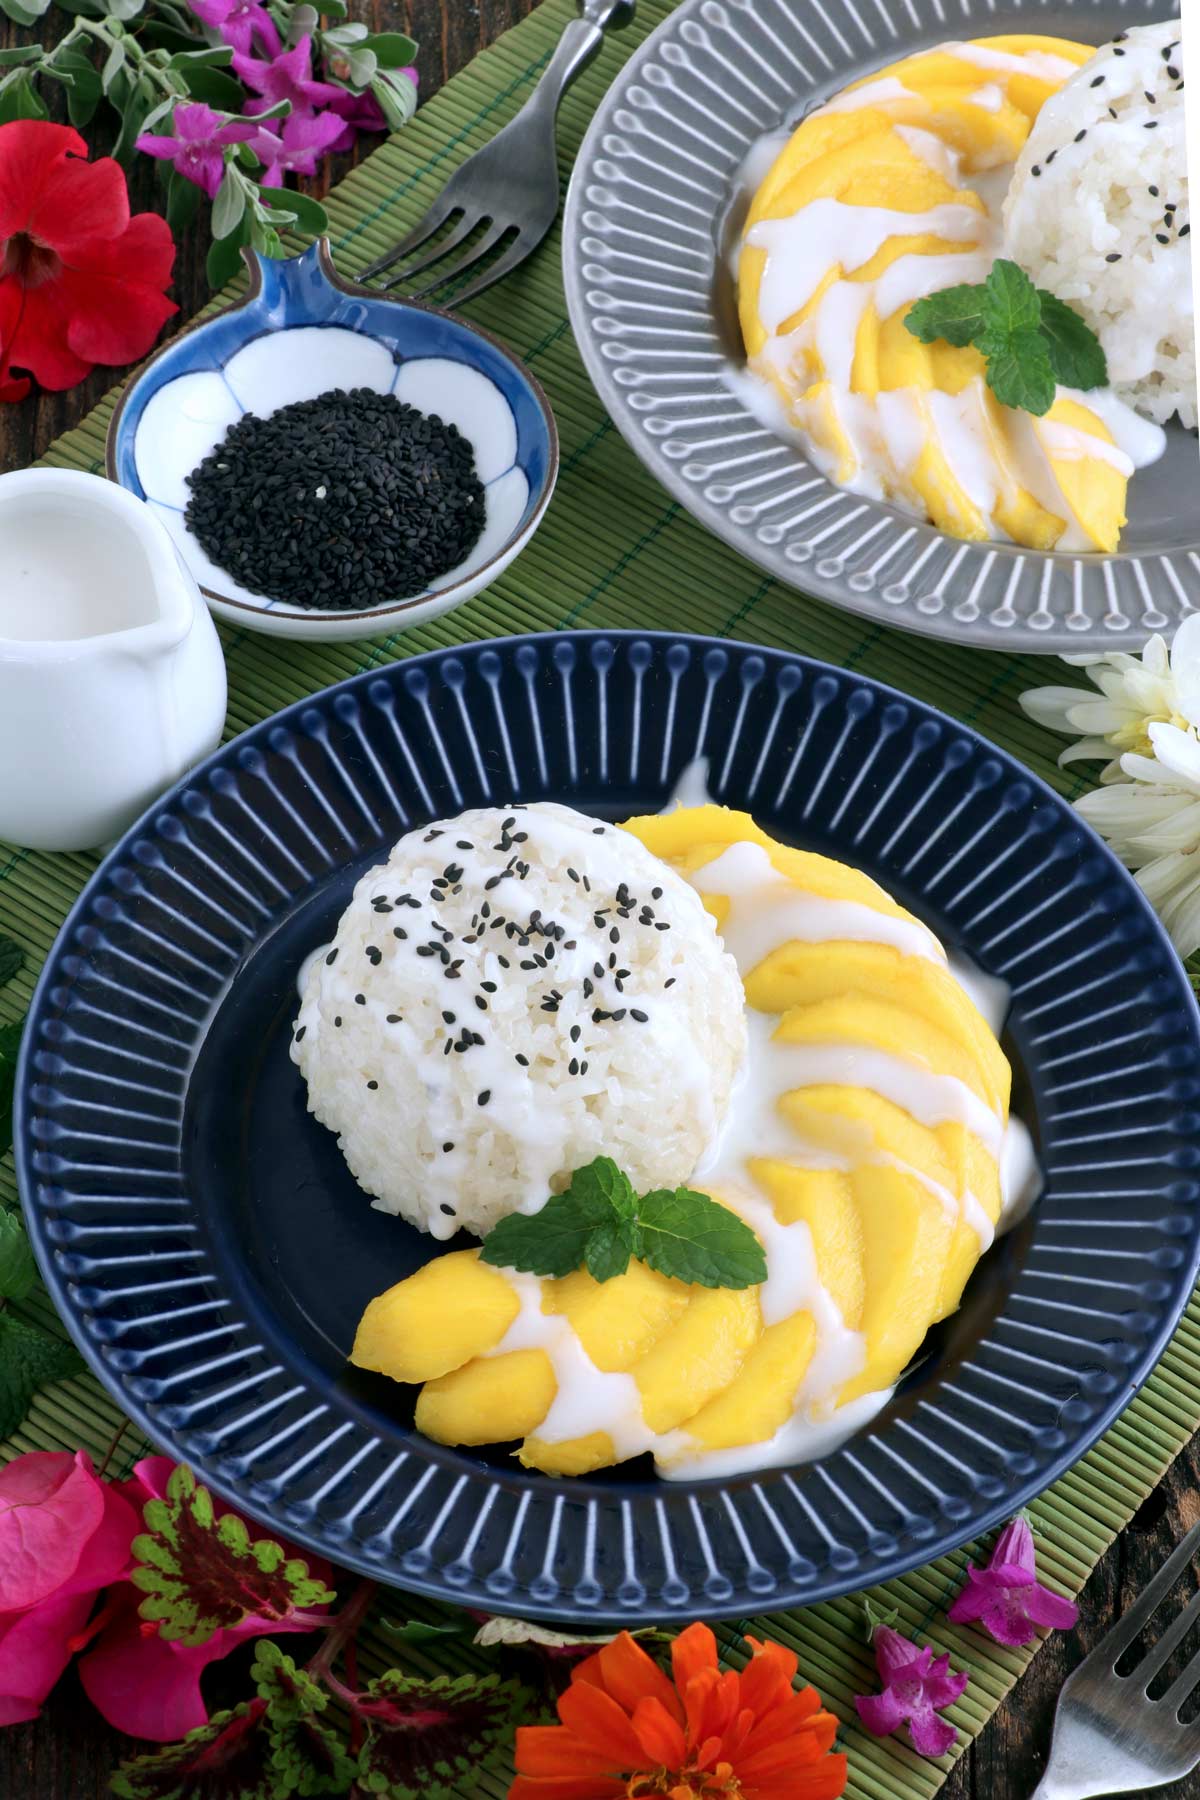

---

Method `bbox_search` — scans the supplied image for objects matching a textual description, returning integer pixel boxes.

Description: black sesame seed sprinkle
[184,387,487,611]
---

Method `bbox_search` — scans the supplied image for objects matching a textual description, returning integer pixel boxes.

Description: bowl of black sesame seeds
[106,239,558,642]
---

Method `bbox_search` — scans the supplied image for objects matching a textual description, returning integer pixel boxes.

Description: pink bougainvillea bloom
[854,1624,969,1758]
[188,0,279,58]
[78,1456,333,1743]
[251,109,346,186]
[232,37,343,121]
[136,102,259,200]
[948,1517,1079,1649]
[0,1451,140,1725]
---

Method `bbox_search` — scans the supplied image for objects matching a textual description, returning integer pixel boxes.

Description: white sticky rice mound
[1004,21,1194,428]
[292,802,746,1241]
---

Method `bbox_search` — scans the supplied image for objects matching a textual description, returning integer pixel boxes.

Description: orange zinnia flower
[510,1620,848,1800]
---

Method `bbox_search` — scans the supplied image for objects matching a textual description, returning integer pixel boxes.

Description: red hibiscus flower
[0,121,177,403]
[511,1622,848,1800]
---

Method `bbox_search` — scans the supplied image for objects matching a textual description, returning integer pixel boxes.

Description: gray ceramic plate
[562,0,1196,652]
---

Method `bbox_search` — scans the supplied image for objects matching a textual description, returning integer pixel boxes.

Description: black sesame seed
[1167,64,1180,80]
[478,1090,491,1107]
[570,1024,581,1043]
[592,826,605,835]
[630,1009,649,1023]
[475,996,488,1011]
[355,993,366,1005]
[440,1202,455,1215]
[325,950,338,966]
[456,840,473,851]
[1032,164,1041,177]
[1157,232,1170,244]
[580,1061,588,1075]
[334,1015,342,1027]
[443,1142,454,1153]
[1090,74,1104,87]
[366,946,382,965]
[609,927,620,945]
[1150,185,1161,197]
[664,978,676,989]
[1106,252,1122,263]
[366,1079,378,1091]
[392,927,407,941]
[1074,128,1087,142]
[515,1053,529,1067]
[386,1013,401,1023]
[442,1010,456,1024]
[1181,224,1191,238]
[1145,120,1159,129]
[295,1025,306,1041]
[569,1058,579,1076]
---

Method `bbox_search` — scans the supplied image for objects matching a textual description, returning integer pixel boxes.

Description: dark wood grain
[1,3,1199,1795]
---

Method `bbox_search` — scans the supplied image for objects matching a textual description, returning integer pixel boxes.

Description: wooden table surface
[1,2,1198,1795]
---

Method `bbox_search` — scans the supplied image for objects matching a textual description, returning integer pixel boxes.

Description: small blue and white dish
[106,240,558,644]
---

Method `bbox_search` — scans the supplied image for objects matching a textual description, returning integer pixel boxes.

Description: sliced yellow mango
[751,1162,865,1329]
[680,1312,817,1452]
[842,1162,955,1401]
[519,1431,616,1478]
[416,1350,555,1446]
[546,1261,691,1371]
[351,1250,519,1383]
[634,1285,762,1434]
[1035,397,1128,554]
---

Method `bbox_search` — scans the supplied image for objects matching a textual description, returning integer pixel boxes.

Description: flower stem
[306,1577,378,1688]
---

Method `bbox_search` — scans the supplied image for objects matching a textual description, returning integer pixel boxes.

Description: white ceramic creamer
[0,470,227,852]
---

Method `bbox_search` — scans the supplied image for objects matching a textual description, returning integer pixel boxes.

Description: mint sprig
[479,1157,767,1291]
[906,259,1107,416]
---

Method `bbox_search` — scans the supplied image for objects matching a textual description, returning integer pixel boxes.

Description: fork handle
[514,0,634,141]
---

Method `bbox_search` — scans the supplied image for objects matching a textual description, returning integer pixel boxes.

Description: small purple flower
[136,102,259,200]
[187,0,279,59]
[322,82,388,154]
[251,109,346,186]
[948,1517,1080,1649]
[855,1624,969,1758]
[233,36,343,121]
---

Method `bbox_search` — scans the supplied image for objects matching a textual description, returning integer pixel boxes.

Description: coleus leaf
[131,1463,335,1648]
[0,1315,80,1436]
[109,1700,276,1800]
[254,1641,358,1797]
[353,1670,533,1800]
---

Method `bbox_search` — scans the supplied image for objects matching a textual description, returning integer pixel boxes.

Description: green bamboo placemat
[2,1,1199,1792]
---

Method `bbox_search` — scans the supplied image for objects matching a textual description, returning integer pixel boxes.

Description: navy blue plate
[16,633,1200,1621]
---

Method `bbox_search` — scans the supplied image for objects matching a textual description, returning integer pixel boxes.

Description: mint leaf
[583,1215,636,1284]
[131,1463,335,1647]
[1037,289,1108,390]
[480,1189,600,1280]
[637,1188,767,1290]
[0,1209,36,1300]
[905,284,988,348]
[983,258,1041,336]
[581,1156,638,1219]
[0,1313,81,1439]
[0,939,23,988]
[980,325,1057,416]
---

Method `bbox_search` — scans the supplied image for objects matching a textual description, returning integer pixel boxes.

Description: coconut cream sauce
[489,793,1038,1478]
[729,47,1166,549]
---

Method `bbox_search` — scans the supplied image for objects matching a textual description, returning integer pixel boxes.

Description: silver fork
[1032,1520,1200,1798]
[359,0,635,305]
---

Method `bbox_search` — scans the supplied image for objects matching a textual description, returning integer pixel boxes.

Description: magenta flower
[187,0,279,59]
[251,109,346,186]
[322,82,388,154]
[136,102,259,200]
[855,1624,969,1758]
[233,36,343,121]
[948,1517,1079,1649]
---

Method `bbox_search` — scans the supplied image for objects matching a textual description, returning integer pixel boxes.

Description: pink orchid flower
[855,1623,969,1758]
[251,109,346,186]
[136,102,259,200]
[0,1451,140,1726]
[232,36,343,122]
[77,1456,333,1743]
[948,1516,1080,1649]
[187,0,279,59]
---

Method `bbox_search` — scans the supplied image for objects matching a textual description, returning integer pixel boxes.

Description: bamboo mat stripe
[2,2,1198,1794]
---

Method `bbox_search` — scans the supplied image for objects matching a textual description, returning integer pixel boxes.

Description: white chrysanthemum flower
[1077,720,1200,960]
[1019,617,1200,781]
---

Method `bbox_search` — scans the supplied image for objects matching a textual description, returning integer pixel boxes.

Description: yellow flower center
[627,1765,743,1798]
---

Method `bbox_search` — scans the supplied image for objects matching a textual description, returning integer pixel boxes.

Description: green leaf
[130,1462,335,1647]
[101,37,127,91]
[0,1314,81,1438]
[179,62,245,108]
[0,71,48,122]
[207,215,250,290]
[110,1702,275,1800]
[982,257,1041,337]
[211,166,246,240]
[167,167,202,232]
[288,2,318,40]
[0,0,50,25]
[167,42,234,67]
[980,324,1057,416]
[905,283,987,348]
[354,1671,532,1800]
[379,1618,469,1647]
[103,0,146,21]
[861,1595,902,1641]
[358,32,417,69]
[370,68,416,131]
[345,46,376,87]
[112,73,155,163]
[254,1641,358,1798]
[480,1188,600,1280]
[0,940,23,988]
[257,184,327,235]
[1037,289,1108,391]
[42,45,103,126]
[322,20,367,44]
[636,1187,767,1290]
[0,1210,37,1302]
[0,1018,22,1158]
[0,44,43,65]
[583,1214,635,1283]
